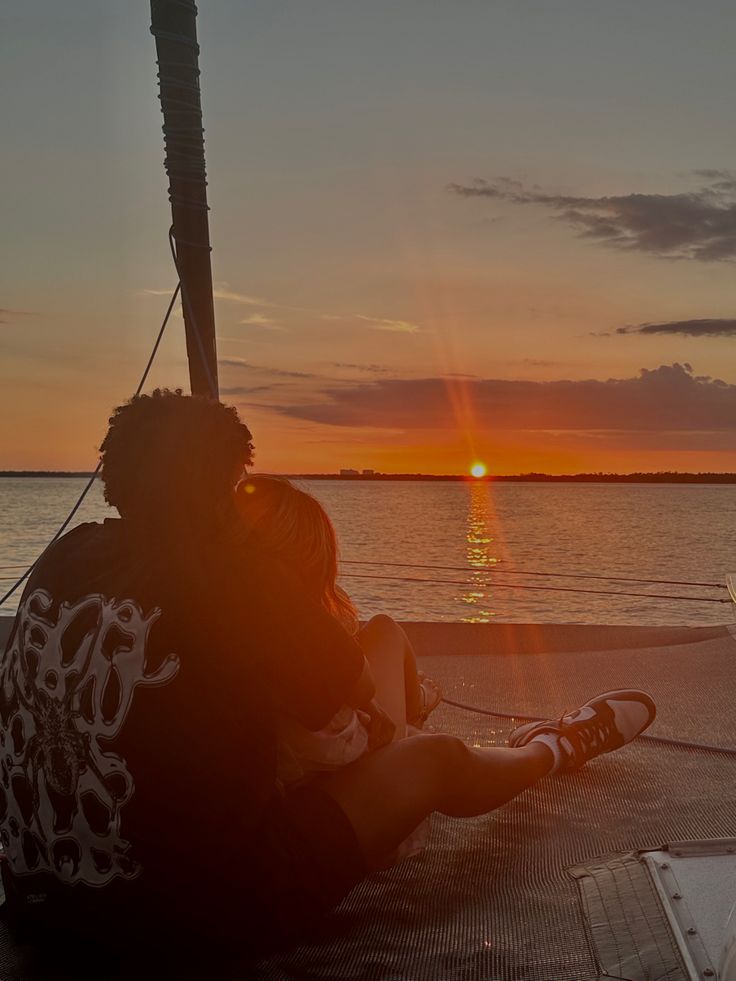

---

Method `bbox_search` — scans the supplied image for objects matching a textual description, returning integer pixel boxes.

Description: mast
[150,0,219,399]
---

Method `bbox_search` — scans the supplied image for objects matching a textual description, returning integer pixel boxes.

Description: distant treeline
[288,472,736,484]
[0,471,97,478]
[3,471,736,484]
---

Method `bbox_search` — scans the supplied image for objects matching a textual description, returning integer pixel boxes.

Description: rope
[340,572,732,605]
[0,280,182,610]
[342,559,727,592]
[440,697,736,759]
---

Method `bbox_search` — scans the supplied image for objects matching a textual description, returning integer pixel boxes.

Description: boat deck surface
[0,619,734,979]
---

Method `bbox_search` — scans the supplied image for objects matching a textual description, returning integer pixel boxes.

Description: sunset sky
[3,1,736,474]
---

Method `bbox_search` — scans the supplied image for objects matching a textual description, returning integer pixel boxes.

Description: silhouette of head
[236,475,358,632]
[100,389,254,536]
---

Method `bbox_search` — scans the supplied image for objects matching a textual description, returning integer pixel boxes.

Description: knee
[360,614,405,656]
[417,733,470,779]
[363,613,399,638]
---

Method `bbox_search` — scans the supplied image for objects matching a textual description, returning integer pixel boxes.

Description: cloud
[140,285,271,306]
[331,362,391,374]
[219,357,319,380]
[352,314,419,334]
[238,313,284,330]
[270,364,736,442]
[220,384,279,396]
[213,286,273,306]
[142,283,420,334]
[322,312,420,333]
[616,318,736,337]
[448,173,736,261]
[0,307,38,324]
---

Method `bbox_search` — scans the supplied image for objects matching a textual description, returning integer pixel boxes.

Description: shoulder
[35,519,122,568]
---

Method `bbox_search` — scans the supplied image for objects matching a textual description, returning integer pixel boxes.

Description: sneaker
[412,672,443,727]
[508,689,656,773]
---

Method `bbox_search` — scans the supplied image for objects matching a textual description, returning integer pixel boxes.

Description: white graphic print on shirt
[0,589,180,887]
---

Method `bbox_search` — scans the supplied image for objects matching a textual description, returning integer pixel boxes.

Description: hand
[363,699,396,750]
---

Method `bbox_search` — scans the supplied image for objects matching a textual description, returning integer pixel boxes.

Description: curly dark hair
[100,389,254,533]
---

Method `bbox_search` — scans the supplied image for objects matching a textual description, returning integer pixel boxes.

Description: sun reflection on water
[460,481,500,622]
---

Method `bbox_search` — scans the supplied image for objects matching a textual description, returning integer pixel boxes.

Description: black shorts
[0,787,366,953]
[258,783,367,939]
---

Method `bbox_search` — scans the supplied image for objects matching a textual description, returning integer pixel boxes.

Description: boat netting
[0,624,735,979]
[255,628,736,981]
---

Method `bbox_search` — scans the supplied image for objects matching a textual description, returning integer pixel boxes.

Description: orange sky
[3,3,736,474]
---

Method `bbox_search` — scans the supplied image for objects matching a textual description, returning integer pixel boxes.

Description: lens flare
[470,462,487,478]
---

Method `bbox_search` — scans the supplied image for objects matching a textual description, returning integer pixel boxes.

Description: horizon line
[3,469,736,483]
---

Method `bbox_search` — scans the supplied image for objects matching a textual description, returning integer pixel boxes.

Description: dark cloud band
[617,318,736,337]
[448,174,736,261]
[272,363,736,436]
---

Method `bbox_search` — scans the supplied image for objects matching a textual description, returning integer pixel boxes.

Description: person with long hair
[236,476,441,858]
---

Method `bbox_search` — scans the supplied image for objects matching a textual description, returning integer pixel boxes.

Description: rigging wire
[0,555,729,595]
[342,559,727,591]
[339,571,732,605]
[440,697,736,759]
[0,280,182,610]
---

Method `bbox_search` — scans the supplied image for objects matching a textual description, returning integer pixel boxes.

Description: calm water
[1,478,734,626]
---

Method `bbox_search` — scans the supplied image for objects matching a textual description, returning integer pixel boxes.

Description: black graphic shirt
[0,518,364,935]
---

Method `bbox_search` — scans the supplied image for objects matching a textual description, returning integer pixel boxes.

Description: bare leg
[357,615,422,736]
[316,733,553,869]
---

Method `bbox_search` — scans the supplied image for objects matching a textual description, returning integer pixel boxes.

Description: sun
[470,462,487,479]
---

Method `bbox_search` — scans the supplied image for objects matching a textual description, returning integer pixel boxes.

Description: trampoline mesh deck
[257,627,736,980]
[0,623,735,979]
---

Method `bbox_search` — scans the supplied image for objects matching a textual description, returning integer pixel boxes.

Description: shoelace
[560,713,613,761]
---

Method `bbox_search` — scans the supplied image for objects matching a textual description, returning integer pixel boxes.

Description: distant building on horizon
[340,468,359,476]
[362,469,375,475]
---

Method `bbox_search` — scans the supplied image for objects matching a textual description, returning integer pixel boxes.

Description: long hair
[236,476,358,634]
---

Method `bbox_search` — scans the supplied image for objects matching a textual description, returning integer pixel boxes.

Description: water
[1,478,734,626]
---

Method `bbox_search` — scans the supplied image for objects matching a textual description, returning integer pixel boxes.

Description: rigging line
[339,572,732,604]
[341,559,727,591]
[0,280,182,610]
[0,466,101,608]
[440,697,736,759]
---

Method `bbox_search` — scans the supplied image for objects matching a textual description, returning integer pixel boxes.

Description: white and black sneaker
[508,689,656,774]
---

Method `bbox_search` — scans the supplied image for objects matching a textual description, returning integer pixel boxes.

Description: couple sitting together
[0,390,656,950]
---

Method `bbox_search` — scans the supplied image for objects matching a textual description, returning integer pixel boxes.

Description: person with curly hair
[0,389,656,960]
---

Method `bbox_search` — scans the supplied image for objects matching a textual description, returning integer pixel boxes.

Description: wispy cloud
[268,364,736,445]
[213,286,273,307]
[448,173,736,261]
[331,362,391,374]
[213,285,420,333]
[352,314,420,334]
[616,318,736,337]
[0,307,38,324]
[141,286,420,334]
[140,284,271,306]
[140,288,181,298]
[238,313,284,330]
[220,384,280,396]
[219,357,320,380]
